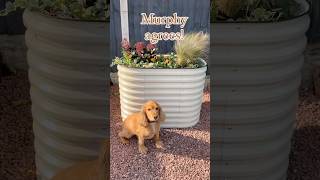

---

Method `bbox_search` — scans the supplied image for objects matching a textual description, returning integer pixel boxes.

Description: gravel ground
[1,70,320,180]
[0,71,36,180]
[287,90,320,180]
[110,85,211,180]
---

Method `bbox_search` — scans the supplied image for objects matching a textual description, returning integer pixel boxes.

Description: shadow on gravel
[156,100,210,161]
[160,129,210,161]
[287,126,320,180]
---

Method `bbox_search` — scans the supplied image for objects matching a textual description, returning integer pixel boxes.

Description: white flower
[143,63,154,68]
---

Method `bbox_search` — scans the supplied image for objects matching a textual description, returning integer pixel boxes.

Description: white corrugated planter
[23,10,108,180]
[212,1,309,179]
[117,60,207,128]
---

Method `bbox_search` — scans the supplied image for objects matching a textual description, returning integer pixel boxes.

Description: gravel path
[287,91,320,180]
[0,71,36,180]
[110,85,211,180]
[1,71,320,180]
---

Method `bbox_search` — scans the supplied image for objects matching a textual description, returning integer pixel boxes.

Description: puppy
[118,100,165,154]
[51,139,109,180]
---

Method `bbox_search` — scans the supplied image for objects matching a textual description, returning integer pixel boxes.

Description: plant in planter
[113,33,209,128]
[213,0,305,22]
[113,33,209,69]
[211,0,309,179]
[1,1,110,180]
[0,0,108,20]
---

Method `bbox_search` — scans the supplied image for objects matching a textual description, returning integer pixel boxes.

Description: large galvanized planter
[117,60,207,128]
[212,3,310,180]
[23,10,108,180]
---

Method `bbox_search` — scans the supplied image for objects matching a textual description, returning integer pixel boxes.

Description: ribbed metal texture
[23,10,108,180]
[117,63,207,128]
[211,14,310,179]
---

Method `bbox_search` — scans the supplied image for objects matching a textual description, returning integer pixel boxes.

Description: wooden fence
[110,0,211,57]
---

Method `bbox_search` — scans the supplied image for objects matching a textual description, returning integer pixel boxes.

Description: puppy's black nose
[154,116,158,119]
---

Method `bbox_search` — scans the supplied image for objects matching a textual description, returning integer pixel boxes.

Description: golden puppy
[51,139,109,180]
[118,100,165,154]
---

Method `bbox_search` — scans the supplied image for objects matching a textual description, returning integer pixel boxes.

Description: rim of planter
[213,0,310,24]
[117,58,207,70]
[24,9,110,23]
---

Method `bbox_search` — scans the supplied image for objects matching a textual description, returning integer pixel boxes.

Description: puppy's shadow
[155,129,210,161]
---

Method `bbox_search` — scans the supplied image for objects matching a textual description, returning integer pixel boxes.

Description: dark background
[308,0,320,42]
[0,0,25,35]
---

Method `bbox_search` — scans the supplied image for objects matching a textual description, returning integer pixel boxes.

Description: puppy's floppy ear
[158,104,166,123]
[140,103,148,127]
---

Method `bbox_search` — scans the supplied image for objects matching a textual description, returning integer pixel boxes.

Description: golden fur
[51,139,109,180]
[118,100,165,154]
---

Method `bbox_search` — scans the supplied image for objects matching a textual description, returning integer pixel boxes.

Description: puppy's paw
[139,146,148,154]
[155,141,165,149]
[120,138,129,145]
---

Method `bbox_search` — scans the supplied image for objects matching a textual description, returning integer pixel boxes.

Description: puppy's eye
[155,107,159,110]
[147,108,151,111]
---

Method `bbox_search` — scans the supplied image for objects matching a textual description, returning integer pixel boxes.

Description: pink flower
[146,43,156,51]
[135,42,145,55]
[121,38,131,51]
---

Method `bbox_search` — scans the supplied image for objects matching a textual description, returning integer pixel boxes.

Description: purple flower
[135,42,145,55]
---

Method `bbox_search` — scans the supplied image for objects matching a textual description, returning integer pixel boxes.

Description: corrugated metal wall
[211,14,310,179]
[110,0,210,57]
[23,10,109,180]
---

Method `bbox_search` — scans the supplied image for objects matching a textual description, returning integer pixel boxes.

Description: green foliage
[0,0,109,21]
[113,52,185,69]
[212,0,306,22]
[112,37,207,69]
[216,0,244,18]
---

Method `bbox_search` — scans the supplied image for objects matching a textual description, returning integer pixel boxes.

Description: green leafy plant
[0,0,109,21]
[112,33,209,69]
[112,39,179,69]
[216,0,244,18]
[212,0,306,22]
